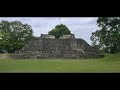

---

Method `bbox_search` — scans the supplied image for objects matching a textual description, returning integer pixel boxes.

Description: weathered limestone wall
[12,37,104,59]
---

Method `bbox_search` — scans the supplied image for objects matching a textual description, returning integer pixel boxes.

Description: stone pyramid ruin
[11,34,104,59]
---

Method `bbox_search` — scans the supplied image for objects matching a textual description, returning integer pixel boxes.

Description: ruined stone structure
[12,34,104,59]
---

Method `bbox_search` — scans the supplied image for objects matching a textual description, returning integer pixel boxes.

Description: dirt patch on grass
[0,53,11,59]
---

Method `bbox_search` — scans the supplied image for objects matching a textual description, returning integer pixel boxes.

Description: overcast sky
[0,17,100,45]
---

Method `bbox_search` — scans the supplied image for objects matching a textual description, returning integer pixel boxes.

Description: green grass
[0,54,120,73]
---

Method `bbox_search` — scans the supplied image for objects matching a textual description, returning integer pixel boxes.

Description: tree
[91,17,120,54]
[0,20,33,53]
[48,24,72,38]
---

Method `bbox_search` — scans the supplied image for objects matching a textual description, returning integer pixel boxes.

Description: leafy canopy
[91,17,120,54]
[48,24,72,38]
[0,20,33,53]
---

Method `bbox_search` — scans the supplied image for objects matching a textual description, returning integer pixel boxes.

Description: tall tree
[91,17,120,54]
[48,24,72,38]
[0,20,33,53]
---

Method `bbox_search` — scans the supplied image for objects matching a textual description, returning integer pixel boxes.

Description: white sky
[0,17,100,45]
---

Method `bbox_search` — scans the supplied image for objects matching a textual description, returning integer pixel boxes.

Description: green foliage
[0,20,33,53]
[48,24,72,38]
[91,17,120,54]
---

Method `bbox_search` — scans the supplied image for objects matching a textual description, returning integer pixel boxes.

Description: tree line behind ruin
[0,17,120,54]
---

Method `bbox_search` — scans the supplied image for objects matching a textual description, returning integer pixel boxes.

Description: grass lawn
[0,54,120,73]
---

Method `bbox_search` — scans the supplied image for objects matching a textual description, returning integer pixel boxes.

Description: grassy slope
[0,54,120,73]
